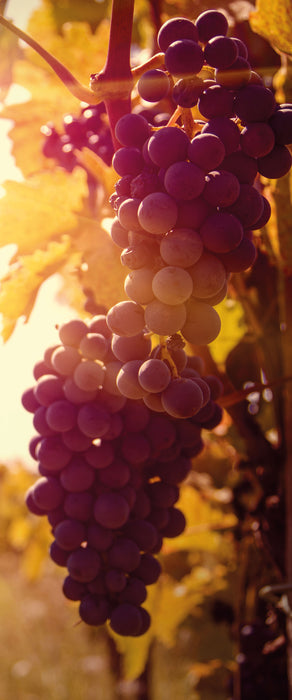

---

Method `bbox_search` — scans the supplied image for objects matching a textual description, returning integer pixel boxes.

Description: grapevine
[1,0,292,694]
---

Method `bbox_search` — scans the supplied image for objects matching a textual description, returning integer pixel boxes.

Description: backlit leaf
[210,298,246,365]
[249,0,292,55]
[162,485,237,555]
[0,169,88,255]
[0,237,71,340]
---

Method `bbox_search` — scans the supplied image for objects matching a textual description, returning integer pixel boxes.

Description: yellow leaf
[0,169,88,255]
[76,148,117,196]
[1,61,80,176]
[7,516,32,549]
[162,485,237,555]
[249,0,292,55]
[77,219,127,310]
[0,237,71,340]
[21,535,50,580]
[27,10,109,85]
[209,298,246,366]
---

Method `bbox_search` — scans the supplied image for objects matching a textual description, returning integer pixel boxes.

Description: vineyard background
[0,0,291,698]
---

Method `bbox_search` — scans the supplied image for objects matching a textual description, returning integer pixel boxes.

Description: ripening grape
[144,299,187,336]
[152,266,193,305]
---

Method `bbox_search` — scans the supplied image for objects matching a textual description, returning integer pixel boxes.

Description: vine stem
[97,0,134,148]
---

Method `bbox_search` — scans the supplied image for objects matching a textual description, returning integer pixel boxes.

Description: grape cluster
[41,102,114,170]
[108,11,292,397]
[22,317,223,636]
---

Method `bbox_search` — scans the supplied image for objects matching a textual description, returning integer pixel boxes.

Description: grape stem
[159,338,179,378]
[0,15,98,103]
[0,5,166,148]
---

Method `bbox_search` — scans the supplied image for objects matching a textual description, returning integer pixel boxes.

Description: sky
[0,0,77,466]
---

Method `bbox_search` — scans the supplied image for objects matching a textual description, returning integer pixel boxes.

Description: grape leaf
[209,298,247,366]
[270,172,292,272]
[110,563,229,679]
[0,237,71,340]
[249,0,292,55]
[1,61,80,177]
[162,485,237,556]
[37,0,110,34]
[76,218,127,311]
[27,9,109,83]
[0,169,88,255]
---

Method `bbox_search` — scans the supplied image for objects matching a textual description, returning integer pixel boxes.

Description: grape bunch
[22,317,223,637]
[108,10,292,381]
[41,101,114,171]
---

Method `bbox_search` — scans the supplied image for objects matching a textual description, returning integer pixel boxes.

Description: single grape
[107,301,145,337]
[188,132,226,170]
[138,358,171,393]
[137,192,178,235]
[137,69,170,102]
[164,39,204,78]
[182,299,221,344]
[195,10,229,42]
[152,266,193,305]
[54,519,86,550]
[94,492,130,529]
[114,113,151,147]
[147,126,189,168]
[144,299,187,335]
[161,377,204,418]
[157,17,199,51]
[160,228,203,268]
[164,160,206,200]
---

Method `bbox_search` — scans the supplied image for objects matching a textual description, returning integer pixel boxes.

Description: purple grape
[54,519,86,550]
[112,147,144,177]
[62,575,87,601]
[115,113,151,148]
[269,107,292,145]
[257,144,292,178]
[204,36,238,70]
[67,546,101,582]
[110,603,143,636]
[157,17,199,51]
[32,476,64,511]
[234,85,276,123]
[147,126,189,168]
[118,577,147,605]
[108,537,141,572]
[165,39,204,78]
[60,457,95,492]
[195,10,228,42]
[164,161,205,200]
[79,594,110,625]
[198,84,235,119]
[94,492,130,529]
[137,69,170,102]
[172,77,204,108]
[133,553,162,585]
[201,117,240,155]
